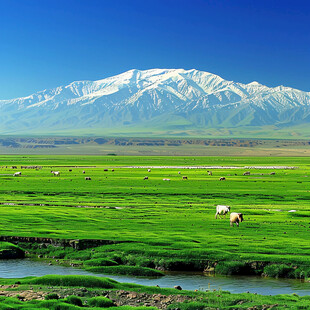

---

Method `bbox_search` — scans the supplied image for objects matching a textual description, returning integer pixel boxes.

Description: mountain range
[1,68,310,138]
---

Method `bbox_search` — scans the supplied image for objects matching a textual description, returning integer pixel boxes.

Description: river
[0,259,309,296]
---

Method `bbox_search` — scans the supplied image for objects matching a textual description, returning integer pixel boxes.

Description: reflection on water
[0,259,309,296]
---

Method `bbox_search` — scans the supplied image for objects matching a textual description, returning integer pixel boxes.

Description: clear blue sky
[0,0,309,99]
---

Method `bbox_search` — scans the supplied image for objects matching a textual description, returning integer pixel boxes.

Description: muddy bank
[0,284,202,309]
[0,236,123,250]
[0,242,25,259]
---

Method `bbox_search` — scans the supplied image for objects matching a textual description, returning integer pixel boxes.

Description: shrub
[215,261,252,275]
[88,296,115,307]
[52,302,81,310]
[294,266,310,279]
[26,275,117,288]
[65,295,83,307]
[263,264,295,278]
[154,258,203,271]
[91,252,123,264]
[45,293,59,300]
[84,258,118,267]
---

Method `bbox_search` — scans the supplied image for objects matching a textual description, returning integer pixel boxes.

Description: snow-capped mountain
[0,68,310,135]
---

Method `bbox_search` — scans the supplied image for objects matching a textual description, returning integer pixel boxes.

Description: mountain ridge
[0,68,309,137]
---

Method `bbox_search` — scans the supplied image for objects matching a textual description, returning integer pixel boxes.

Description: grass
[25,275,118,289]
[85,265,164,277]
[0,275,309,309]
[88,296,115,307]
[0,155,310,278]
[84,258,119,267]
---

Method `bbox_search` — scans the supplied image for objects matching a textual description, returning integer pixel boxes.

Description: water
[0,259,309,296]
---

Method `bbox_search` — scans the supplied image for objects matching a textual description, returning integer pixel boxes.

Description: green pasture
[0,155,310,271]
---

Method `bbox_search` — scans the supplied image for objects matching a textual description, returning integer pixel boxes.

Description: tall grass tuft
[88,296,115,307]
[25,275,118,288]
[85,265,164,277]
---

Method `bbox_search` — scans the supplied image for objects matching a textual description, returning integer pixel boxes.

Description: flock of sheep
[143,168,244,227]
[215,205,244,227]
[12,167,244,227]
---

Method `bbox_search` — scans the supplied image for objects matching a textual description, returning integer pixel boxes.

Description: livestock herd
[9,166,245,227]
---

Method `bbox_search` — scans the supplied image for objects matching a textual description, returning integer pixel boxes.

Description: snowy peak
[0,68,309,135]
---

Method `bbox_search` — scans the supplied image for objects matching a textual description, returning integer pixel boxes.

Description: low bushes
[0,242,25,259]
[215,261,254,276]
[294,266,310,279]
[263,264,295,278]
[45,293,59,300]
[88,296,115,307]
[65,295,83,307]
[25,275,118,288]
[154,258,204,271]
[84,258,118,267]
[85,265,164,277]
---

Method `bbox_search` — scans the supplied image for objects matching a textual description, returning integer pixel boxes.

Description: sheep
[144,176,149,180]
[163,178,170,181]
[182,176,188,180]
[230,213,244,227]
[219,177,226,181]
[82,170,85,174]
[147,169,151,172]
[270,172,275,175]
[208,171,212,176]
[243,171,250,176]
[215,205,231,219]
[51,171,60,176]
[13,172,21,177]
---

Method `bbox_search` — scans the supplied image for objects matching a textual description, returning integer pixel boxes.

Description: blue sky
[0,0,309,99]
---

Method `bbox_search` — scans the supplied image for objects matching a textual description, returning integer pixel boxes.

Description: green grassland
[0,155,310,278]
[0,274,309,309]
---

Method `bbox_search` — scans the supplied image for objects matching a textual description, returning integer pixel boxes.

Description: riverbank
[1,259,310,296]
[10,239,310,281]
[0,274,309,309]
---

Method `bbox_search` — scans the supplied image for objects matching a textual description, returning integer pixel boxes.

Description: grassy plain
[0,155,310,277]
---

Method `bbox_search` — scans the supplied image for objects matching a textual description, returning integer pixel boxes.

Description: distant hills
[0,68,310,138]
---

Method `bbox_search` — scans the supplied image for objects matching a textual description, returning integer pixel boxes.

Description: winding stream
[0,259,309,296]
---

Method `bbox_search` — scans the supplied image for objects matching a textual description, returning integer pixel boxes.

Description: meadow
[1,274,310,309]
[0,155,310,278]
